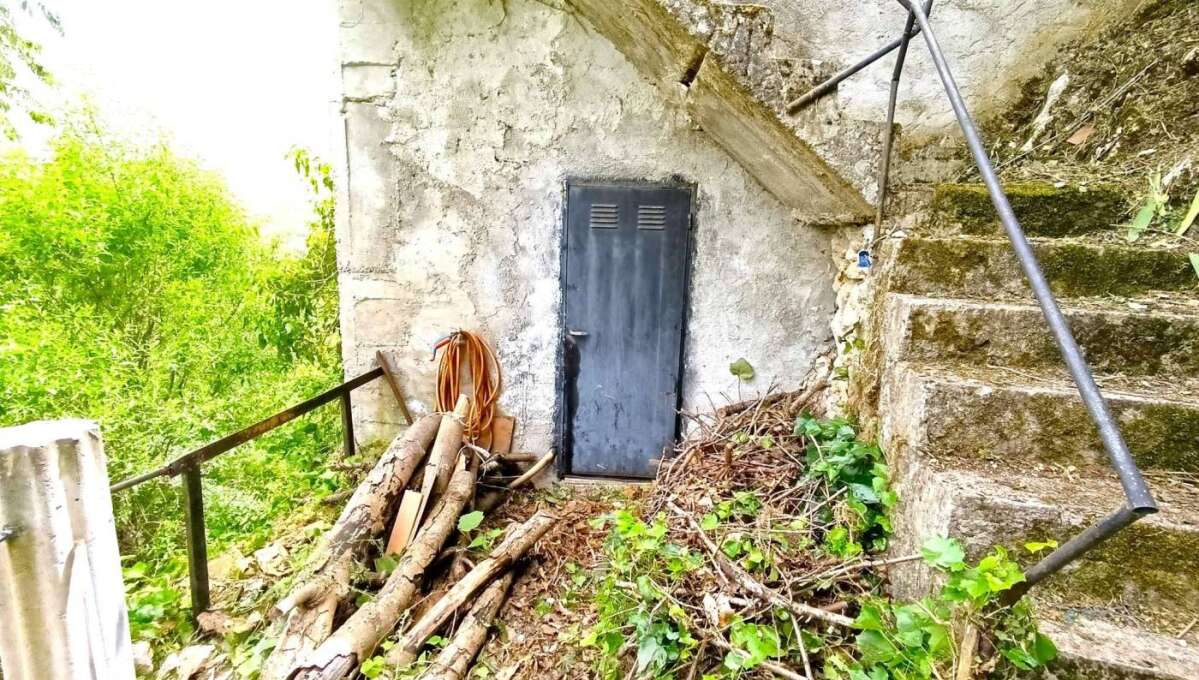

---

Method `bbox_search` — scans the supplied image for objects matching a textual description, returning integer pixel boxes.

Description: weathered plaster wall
[336,0,839,451]
[742,0,1131,139]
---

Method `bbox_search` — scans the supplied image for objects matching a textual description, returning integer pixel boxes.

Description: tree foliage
[0,128,343,561]
[0,0,59,138]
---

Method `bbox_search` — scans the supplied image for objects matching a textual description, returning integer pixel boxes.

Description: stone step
[881,361,1199,474]
[1041,615,1199,679]
[884,235,1197,300]
[929,182,1127,238]
[883,293,1199,378]
[886,460,1199,627]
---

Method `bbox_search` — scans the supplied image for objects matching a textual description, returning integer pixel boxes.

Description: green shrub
[0,129,343,563]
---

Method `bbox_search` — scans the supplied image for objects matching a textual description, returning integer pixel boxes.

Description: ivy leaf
[1024,539,1058,554]
[856,630,900,665]
[854,603,887,631]
[729,358,755,381]
[1033,633,1058,664]
[458,511,485,533]
[700,513,719,531]
[1176,187,1199,236]
[920,536,965,571]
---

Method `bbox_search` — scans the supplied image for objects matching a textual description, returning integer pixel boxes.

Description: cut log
[388,510,557,668]
[290,467,477,680]
[412,397,470,543]
[264,556,350,680]
[262,414,441,680]
[416,571,515,680]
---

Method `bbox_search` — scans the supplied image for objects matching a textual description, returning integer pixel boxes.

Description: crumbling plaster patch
[336,0,840,451]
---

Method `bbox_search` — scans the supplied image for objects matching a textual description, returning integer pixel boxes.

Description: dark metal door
[562,181,692,478]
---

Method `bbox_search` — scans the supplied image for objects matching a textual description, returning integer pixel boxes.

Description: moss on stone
[930,182,1126,237]
[891,237,1198,299]
[1055,521,1199,613]
[1038,241,1197,298]
[904,303,1199,378]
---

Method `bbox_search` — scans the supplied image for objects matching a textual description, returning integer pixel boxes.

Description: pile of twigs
[644,379,912,678]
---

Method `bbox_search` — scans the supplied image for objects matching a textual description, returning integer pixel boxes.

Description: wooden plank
[376,351,414,425]
[490,416,515,456]
[387,490,423,555]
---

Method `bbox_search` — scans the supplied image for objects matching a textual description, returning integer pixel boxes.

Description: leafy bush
[826,537,1057,680]
[0,128,343,563]
[796,414,897,557]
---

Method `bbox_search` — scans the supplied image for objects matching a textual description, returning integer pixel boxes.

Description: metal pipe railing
[785,30,922,113]
[111,363,412,621]
[791,0,1158,597]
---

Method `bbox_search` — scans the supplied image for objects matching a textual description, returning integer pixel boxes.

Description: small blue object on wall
[857,250,872,269]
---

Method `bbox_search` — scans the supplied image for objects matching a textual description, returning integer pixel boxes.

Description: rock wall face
[335,0,839,451]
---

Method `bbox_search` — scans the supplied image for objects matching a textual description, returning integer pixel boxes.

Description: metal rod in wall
[785,28,923,114]
[874,1,934,230]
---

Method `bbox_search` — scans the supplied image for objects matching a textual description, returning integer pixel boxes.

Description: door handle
[567,329,589,337]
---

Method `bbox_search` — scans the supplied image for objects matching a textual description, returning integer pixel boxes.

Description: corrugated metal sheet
[0,420,135,680]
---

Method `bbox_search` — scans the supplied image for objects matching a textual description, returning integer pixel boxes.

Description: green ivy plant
[825,537,1057,680]
[582,509,702,679]
[796,414,897,557]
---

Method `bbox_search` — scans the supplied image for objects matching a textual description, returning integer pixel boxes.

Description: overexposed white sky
[13,0,340,250]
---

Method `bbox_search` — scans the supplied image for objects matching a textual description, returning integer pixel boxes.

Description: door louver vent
[589,203,619,229]
[637,205,667,230]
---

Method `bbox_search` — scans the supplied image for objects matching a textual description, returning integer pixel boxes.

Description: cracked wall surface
[336,0,840,451]
[724,0,1132,139]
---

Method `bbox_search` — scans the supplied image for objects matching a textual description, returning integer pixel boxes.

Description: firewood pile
[259,396,556,680]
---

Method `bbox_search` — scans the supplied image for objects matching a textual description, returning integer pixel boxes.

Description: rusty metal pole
[340,390,356,459]
[181,462,210,621]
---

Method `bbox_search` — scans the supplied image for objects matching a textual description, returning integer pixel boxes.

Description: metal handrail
[110,356,412,620]
[791,0,1158,599]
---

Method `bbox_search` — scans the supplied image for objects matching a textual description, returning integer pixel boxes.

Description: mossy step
[886,461,1199,626]
[930,182,1126,238]
[884,293,1199,378]
[882,362,1199,473]
[1040,616,1199,679]
[886,236,1197,299]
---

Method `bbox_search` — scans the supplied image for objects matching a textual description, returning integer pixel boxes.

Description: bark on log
[290,467,477,680]
[388,510,557,668]
[262,414,441,680]
[416,571,515,680]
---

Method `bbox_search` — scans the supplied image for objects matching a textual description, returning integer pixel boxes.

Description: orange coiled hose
[434,330,501,441]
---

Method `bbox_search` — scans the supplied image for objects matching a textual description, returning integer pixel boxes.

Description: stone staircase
[871,183,1199,678]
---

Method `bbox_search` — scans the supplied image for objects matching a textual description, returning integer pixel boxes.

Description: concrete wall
[335,0,839,451]
[746,0,1130,139]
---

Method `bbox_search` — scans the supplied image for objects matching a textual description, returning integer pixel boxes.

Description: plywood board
[386,490,422,555]
[490,416,515,456]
